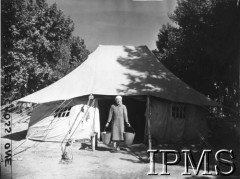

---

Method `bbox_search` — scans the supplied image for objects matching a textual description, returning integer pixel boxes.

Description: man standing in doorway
[105,96,131,151]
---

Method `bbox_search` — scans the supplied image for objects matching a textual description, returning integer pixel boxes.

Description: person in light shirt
[105,96,131,151]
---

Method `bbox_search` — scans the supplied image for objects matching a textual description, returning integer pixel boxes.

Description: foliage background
[1,0,89,104]
[154,0,240,116]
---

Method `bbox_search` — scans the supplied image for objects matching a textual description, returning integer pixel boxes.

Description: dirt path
[1,115,238,178]
[0,118,151,179]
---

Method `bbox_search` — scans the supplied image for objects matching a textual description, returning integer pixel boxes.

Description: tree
[1,0,89,104]
[155,0,240,116]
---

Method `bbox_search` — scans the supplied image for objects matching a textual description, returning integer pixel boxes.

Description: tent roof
[18,45,217,106]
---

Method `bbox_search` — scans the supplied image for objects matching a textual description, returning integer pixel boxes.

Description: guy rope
[12,99,71,156]
[60,94,95,164]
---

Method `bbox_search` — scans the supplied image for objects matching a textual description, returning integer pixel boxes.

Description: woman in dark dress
[105,96,131,151]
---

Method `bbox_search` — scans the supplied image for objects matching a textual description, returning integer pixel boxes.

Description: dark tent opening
[98,97,146,144]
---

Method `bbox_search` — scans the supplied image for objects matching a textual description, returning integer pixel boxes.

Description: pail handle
[103,127,107,132]
[103,126,110,132]
[127,126,135,133]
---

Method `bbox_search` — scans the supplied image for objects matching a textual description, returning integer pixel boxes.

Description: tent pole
[147,95,152,150]
[147,95,155,174]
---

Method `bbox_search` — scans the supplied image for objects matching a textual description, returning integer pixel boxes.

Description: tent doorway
[98,97,146,144]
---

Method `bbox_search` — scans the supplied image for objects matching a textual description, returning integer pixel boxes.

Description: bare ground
[1,113,239,179]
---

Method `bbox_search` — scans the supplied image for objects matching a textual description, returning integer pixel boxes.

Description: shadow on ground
[2,130,27,141]
[78,142,113,152]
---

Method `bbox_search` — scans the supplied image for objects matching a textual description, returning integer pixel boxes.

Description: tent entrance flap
[98,97,146,143]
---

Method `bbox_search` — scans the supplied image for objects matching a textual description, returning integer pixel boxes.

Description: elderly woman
[105,96,131,151]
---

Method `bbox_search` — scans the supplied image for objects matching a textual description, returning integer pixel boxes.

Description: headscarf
[115,95,122,101]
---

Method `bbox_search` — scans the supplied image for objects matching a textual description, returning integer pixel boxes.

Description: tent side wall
[183,105,209,142]
[147,98,209,144]
[27,95,210,144]
[26,98,100,142]
[28,101,62,127]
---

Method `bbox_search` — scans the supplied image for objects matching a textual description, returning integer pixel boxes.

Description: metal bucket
[124,127,135,145]
[101,131,111,145]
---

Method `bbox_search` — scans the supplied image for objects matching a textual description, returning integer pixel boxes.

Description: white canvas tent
[18,45,218,143]
[26,98,100,142]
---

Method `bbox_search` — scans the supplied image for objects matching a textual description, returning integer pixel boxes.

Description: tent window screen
[172,104,185,119]
[54,106,72,118]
